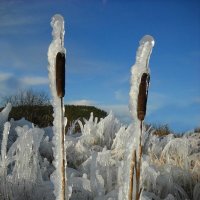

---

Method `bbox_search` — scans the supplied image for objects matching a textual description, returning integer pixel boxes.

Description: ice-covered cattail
[56,52,65,98]
[128,35,154,200]
[137,73,150,121]
[129,35,154,121]
[48,14,68,200]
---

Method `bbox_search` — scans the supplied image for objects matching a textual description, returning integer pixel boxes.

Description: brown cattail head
[137,73,150,121]
[56,52,65,98]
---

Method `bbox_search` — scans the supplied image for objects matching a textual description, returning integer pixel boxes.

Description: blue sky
[0,0,199,132]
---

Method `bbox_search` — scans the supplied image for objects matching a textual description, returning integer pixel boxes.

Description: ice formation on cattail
[118,35,155,200]
[129,35,154,122]
[47,14,68,200]
[128,35,155,160]
[0,16,198,199]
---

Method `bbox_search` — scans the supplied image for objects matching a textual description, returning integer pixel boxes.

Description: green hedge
[0,105,107,128]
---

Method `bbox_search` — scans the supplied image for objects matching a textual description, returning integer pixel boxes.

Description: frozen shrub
[66,112,121,168]
[0,107,54,200]
[153,124,171,137]
[193,182,200,200]
[0,103,12,145]
[160,138,190,168]
[0,106,199,199]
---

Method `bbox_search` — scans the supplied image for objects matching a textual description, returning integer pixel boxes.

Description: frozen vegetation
[0,104,199,200]
[0,14,199,200]
[48,14,67,200]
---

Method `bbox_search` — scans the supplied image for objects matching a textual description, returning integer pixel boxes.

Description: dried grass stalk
[128,149,136,200]
[135,139,143,200]
[56,52,65,98]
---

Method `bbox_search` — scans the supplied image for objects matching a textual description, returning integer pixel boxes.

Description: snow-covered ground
[0,103,199,200]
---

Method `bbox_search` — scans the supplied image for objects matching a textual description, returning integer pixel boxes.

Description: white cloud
[0,40,47,72]
[67,99,96,106]
[0,73,49,100]
[147,91,191,115]
[99,104,131,123]
[0,72,13,81]
[0,72,21,98]
[148,91,200,115]
[0,15,35,28]
[20,76,48,86]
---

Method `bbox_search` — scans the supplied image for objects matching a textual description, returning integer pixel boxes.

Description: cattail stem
[129,121,143,200]
[61,97,66,199]
[128,149,136,200]
[56,51,67,199]
[135,120,143,200]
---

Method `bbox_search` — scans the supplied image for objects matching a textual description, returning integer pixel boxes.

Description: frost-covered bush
[0,103,12,146]
[0,104,199,200]
[65,112,121,168]
[0,104,54,200]
[141,130,200,200]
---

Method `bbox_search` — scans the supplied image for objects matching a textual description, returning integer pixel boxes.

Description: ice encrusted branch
[47,14,68,200]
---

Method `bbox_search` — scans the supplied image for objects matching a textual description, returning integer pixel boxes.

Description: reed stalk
[128,149,136,200]
[129,72,150,200]
[56,51,67,200]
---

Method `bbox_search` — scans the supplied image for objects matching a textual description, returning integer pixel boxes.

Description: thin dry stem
[129,121,143,200]
[61,97,67,200]
[135,121,143,200]
[128,149,136,200]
